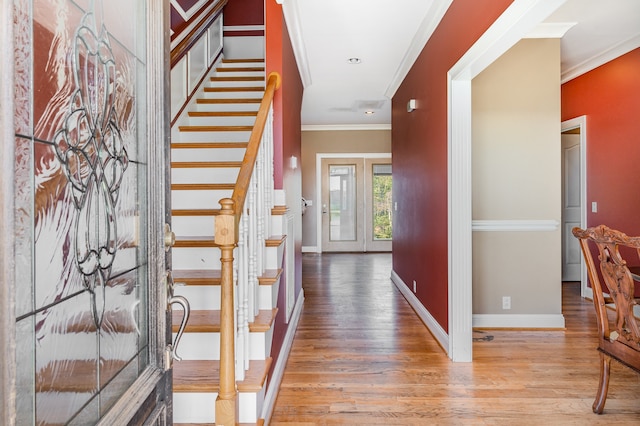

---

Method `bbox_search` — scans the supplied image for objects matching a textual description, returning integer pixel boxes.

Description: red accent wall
[224,0,264,26]
[265,0,304,384]
[392,0,513,332]
[561,48,640,237]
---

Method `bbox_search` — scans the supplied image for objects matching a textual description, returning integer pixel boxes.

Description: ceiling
[281,0,640,129]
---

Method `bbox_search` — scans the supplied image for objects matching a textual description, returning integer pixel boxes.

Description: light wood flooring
[270,253,640,425]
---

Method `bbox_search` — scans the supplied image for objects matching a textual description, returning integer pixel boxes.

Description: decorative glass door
[321,157,392,252]
[7,0,175,423]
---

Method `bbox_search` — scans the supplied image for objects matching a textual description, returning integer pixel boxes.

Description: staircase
[170,58,284,425]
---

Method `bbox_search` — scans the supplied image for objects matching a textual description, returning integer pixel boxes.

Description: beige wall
[301,130,391,248]
[471,39,562,318]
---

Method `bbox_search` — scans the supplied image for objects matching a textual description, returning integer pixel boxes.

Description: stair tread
[173,268,282,286]
[178,125,253,132]
[171,183,235,190]
[172,208,221,216]
[174,236,218,248]
[173,308,278,333]
[171,161,242,168]
[222,58,264,63]
[271,205,288,215]
[210,76,265,82]
[188,111,258,117]
[204,86,265,92]
[171,142,249,149]
[258,268,283,285]
[265,235,286,247]
[173,358,272,393]
[216,67,265,72]
[196,98,262,104]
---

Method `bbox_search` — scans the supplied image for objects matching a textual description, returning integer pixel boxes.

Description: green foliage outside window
[373,174,392,240]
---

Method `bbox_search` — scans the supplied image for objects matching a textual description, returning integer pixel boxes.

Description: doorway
[320,156,392,252]
[561,116,588,297]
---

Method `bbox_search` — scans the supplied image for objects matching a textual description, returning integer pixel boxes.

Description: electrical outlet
[413,280,417,293]
[502,296,511,310]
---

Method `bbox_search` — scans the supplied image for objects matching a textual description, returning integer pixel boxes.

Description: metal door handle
[166,270,190,362]
[164,223,176,252]
[322,204,327,214]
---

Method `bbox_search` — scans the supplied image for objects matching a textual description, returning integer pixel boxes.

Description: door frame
[447,0,568,362]
[0,1,173,423]
[561,116,589,298]
[316,153,391,253]
[1,0,17,421]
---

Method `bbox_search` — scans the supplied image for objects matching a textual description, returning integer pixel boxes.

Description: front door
[321,157,392,252]
[4,0,177,423]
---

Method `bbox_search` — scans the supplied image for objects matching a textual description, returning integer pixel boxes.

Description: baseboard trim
[302,246,319,253]
[261,289,305,425]
[473,313,565,328]
[390,270,449,353]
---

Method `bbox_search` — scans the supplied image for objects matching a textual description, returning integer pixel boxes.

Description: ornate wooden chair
[572,225,640,414]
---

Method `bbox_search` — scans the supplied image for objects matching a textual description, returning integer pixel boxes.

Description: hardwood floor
[270,253,640,425]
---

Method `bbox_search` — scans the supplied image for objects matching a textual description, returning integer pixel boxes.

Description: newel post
[215,198,238,425]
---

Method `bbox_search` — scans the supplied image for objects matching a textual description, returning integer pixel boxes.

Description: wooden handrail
[231,72,281,226]
[214,71,281,425]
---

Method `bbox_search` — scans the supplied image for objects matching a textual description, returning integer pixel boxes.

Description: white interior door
[561,131,582,281]
[5,1,177,424]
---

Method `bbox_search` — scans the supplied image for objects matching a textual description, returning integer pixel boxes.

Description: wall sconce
[290,155,298,169]
[407,99,417,113]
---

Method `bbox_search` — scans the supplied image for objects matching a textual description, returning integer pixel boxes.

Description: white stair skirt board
[473,314,565,328]
[390,270,449,353]
[302,246,319,253]
[261,290,305,423]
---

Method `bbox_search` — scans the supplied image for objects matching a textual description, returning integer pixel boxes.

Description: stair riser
[260,279,279,311]
[173,282,221,311]
[172,189,233,209]
[213,70,265,78]
[173,247,223,271]
[176,130,251,142]
[194,102,260,113]
[175,330,272,362]
[172,216,216,237]
[200,90,265,99]
[174,332,220,360]
[171,147,246,162]
[207,80,265,88]
[186,115,256,126]
[172,389,264,424]
[172,168,240,185]
[173,392,216,423]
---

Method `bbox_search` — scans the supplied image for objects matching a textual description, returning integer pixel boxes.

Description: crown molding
[385,0,453,98]
[562,33,640,83]
[280,0,312,87]
[524,22,575,38]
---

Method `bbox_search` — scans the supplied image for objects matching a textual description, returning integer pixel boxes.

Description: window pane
[372,164,392,241]
[329,165,357,241]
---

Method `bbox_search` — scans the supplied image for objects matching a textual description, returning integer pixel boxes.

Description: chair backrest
[572,225,640,353]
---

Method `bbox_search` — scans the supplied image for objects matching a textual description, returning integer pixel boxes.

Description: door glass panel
[372,164,393,241]
[329,165,357,241]
[14,0,150,423]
